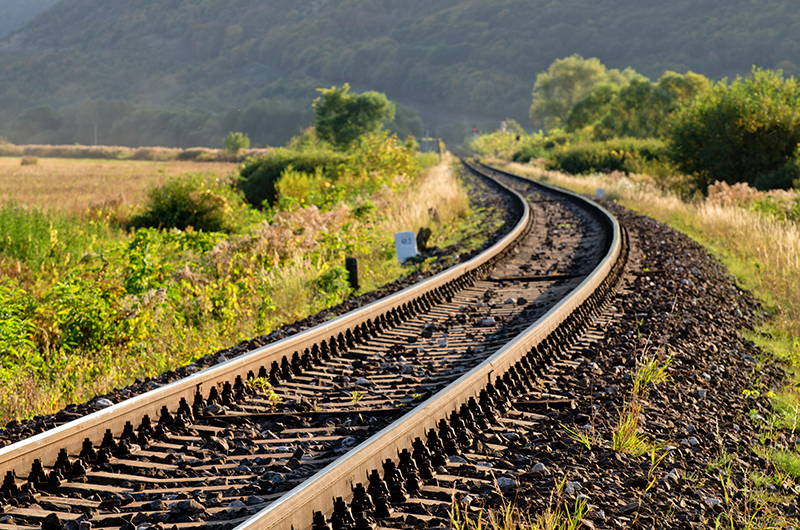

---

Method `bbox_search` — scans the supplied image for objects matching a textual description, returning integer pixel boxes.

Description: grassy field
[0,156,238,214]
[0,144,491,422]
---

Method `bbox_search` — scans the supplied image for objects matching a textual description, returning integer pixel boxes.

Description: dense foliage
[546,138,671,177]
[239,147,347,208]
[130,175,255,233]
[668,68,800,190]
[313,84,395,148]
[0,128,448,421]
[5,0,800,145]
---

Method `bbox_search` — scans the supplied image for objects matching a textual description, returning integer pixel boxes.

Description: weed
[561,423,596,451]
[714,463,793,530]
[350,391,364,403]
[245,377,282,405]
[645,447,669,492]
[633,350,671,397]
[611,398,651,456]
[448,477,589,530]
[708,450,733,472]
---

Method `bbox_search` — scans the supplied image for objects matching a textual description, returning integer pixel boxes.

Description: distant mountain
[2,0,800,147]
[0,0,60,38]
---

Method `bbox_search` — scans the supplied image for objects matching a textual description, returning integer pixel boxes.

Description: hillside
[2,0,800,147]
[0,0,59,38]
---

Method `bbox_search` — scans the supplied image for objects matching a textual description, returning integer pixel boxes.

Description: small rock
[340,436,357,447]
[449,455,467,464]
[401,364,415,374]
[94,398,114,408]
[701,372,711,381]
[79,521,92,530]
[245,495,265,506]
[227,500,247,508]
[565,481,581,495]
[618,501,639,515]
[42,513,61,530]
[209,436,229,452]
[262,472,284,484]
[697,388,707,398]
[504,298,516,305]
[502,432,519,441]
[496,477,517,491]
[532,463,548,473]
[665,468,680,482]
[172,499,205,514]
[481,317,496,327]
[516,297,527,305]
[687,437,700,446]
[203,403,225,416]
[217,354,228,364]
[437,338,447,347]
[148,500,169,511]
[356,378,369,385]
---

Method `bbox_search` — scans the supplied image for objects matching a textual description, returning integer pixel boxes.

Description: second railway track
[0,162,625,530]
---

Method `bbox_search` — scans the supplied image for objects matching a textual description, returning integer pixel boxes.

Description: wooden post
[345,257,359,290]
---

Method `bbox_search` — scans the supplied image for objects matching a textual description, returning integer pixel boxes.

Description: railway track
[0,161,625,530]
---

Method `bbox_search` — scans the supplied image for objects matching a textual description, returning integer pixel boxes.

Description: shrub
[275,166,341,210]
[238,148,347,208]
[668,68,800,191]
[224,132,250,155]
[20,156,37,166]
[130,174,254,233]
[548,138,671,176]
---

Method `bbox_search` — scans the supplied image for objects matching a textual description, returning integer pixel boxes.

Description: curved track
[0,162,625,530]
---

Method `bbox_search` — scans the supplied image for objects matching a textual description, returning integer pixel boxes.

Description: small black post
[345,257,359,291]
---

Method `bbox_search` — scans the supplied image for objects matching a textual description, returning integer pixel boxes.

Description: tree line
[520,55,800,191]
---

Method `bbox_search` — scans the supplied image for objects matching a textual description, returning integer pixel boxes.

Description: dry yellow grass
[0,157,238,214]
[497,159,800,340]
[378,152,470,243]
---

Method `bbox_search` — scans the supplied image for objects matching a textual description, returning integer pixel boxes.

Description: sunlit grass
[0,156,239,216]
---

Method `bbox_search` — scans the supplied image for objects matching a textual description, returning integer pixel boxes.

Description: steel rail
[0,166,531,481]
[235,160,623,530]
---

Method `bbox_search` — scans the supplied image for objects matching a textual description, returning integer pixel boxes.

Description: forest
[3,0,800,147]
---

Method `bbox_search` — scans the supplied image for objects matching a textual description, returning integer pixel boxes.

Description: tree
[224,131,250,155]
[567,70,712,140]
[529,55,643,131]
[13,105,64,142]
[313,83,395,148]
[668,68,800,190]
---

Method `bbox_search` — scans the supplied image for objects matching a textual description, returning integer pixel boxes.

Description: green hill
[2,0,800,147]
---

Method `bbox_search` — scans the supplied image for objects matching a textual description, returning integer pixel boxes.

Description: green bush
[668,68,800,191]
[238,148,347,208]
[547,138,671,175]
[130,174,254,233]
[223,131,250,155]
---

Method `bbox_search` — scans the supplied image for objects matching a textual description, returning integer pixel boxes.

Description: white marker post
[394,231,418,263]
[596,188,606,199]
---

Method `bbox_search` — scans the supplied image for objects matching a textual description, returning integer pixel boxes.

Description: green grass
[0,139,484,423]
